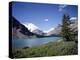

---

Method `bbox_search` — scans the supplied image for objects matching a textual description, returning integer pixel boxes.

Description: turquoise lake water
[12,37,61,48]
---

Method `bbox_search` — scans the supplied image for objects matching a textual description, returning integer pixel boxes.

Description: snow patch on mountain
[70,17,77,20]
[43,28,54,33]
[23,23,39,32]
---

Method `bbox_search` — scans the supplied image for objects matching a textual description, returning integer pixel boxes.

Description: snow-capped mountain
[23,23,44,35]
[47,17,78,36]
[32,29,44,35]
[47,25,61,36]
[22,17,78,36]
[43,28,54,33]
[23,23,39,32]
[11,17,37,38]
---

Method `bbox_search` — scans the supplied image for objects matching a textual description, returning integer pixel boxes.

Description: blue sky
[12,2,78,32]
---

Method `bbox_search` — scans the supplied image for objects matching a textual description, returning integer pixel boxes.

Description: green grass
[12,41,78,58]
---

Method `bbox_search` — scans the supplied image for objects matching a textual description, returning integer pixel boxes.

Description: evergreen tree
[61,14,74,41]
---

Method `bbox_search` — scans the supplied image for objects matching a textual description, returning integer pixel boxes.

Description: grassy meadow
[12,40,78,58]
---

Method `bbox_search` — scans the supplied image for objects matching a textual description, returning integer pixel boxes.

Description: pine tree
[61,14,74,41]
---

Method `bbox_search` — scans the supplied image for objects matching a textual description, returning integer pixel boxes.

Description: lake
[12,37,61,48]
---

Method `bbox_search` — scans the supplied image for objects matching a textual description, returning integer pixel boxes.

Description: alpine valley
[11,16,78,39]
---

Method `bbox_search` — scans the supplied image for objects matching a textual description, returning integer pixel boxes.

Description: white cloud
[23,23,39,32]
[44,19,49,21]
[58,5,67,12]
[70,17,77,20]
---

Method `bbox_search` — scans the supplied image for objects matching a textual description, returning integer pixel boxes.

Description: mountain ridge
[11,16,78,38]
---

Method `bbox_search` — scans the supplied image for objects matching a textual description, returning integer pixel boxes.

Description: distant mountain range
[47,25,61,36]
[47,19,78,36]
[23,23,44,35]
[11,16,78,38]
[11,16,45,38]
